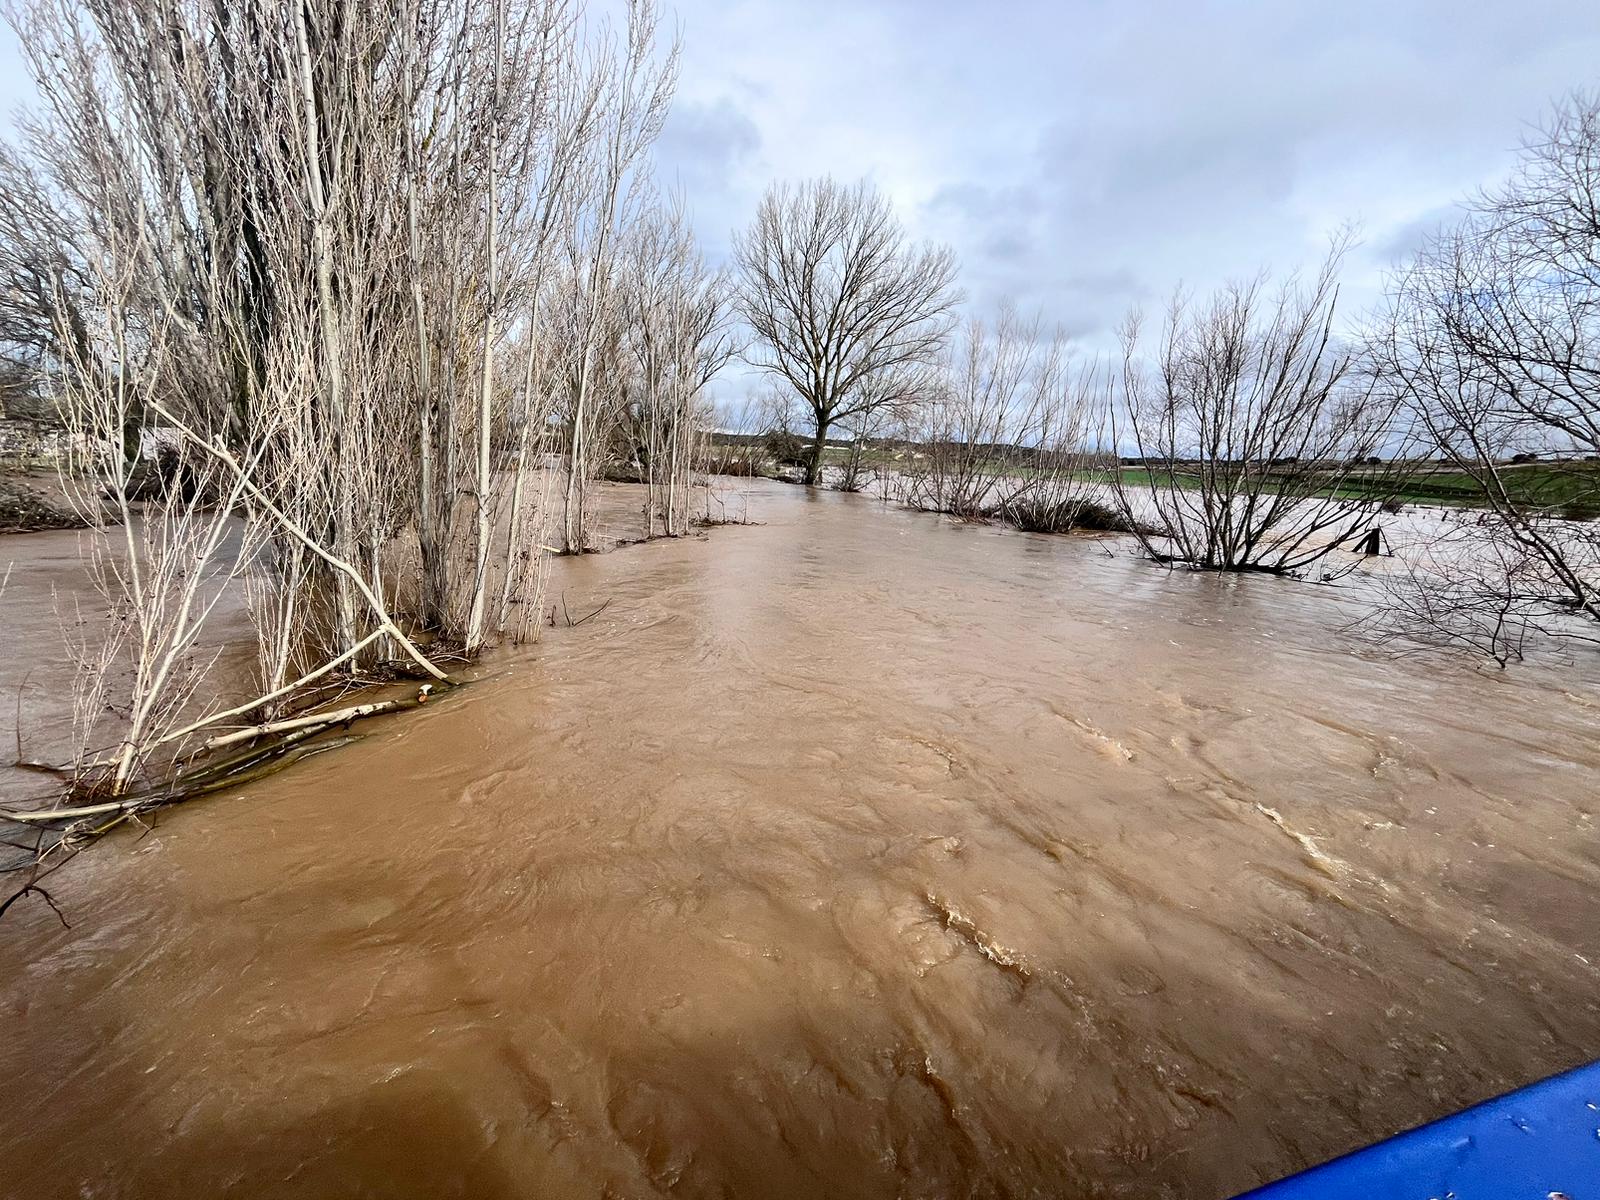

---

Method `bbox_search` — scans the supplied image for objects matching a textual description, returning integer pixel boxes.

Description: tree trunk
[292,4,358,659]
[805,417,830,487]
[464,0,504,656]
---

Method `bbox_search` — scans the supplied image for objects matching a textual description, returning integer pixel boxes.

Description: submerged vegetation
[1105,241,1413,574]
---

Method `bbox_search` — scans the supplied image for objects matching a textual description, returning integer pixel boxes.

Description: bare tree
[695,392,767,483]
[621,197,738,535]
[1367,92,1600,658]
[557,0,677,553]
[993,362,1114,534]
[734,177,960,486]
[53,247,266,796]
[0,0,706,822]
[1109,243,1411,574]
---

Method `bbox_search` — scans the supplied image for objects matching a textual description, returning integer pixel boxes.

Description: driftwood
[151,627,392,752]
[201,687,432,752]
[3,725,333,824]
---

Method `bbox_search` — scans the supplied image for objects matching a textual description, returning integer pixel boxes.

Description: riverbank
[0,468,82,534]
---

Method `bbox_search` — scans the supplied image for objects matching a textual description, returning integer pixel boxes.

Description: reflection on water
[2,480,1598,1199]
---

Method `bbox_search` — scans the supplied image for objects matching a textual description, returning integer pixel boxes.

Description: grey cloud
[1366,203,1470,268]
[653,96,762,257]
[656,96,761,185]
[654,0,1600,372]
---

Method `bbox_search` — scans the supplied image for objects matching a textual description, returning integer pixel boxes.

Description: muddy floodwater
[2,480,1599,1199]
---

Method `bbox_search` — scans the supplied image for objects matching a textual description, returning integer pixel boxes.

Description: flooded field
[2,479,1598,1199]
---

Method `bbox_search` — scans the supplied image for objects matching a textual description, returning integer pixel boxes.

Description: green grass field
[1100,461,1600,519]
[799,441,1600,520]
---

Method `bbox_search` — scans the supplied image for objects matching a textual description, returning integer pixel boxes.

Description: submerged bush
[991,495,1138,535]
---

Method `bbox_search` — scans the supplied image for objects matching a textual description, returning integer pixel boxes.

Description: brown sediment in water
[1,479,1598,1199]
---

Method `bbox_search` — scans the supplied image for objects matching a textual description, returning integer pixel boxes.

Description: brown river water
[2,479,1599,1199]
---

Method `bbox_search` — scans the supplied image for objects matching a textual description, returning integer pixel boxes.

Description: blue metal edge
[1233,1059,1600,1199]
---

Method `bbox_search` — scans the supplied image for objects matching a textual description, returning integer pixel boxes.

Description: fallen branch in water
[3,724,335,824]
[14,759,72,778]
[560,593,612,627]
[200,688,431,753]
[0,874,70,929]
[150,627,393,752]
[2,683,442,827]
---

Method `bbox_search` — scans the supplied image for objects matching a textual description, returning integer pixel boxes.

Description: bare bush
[900,309,1110,532]
[698,395,767,479]
[620,199,738,535]
[51,237,268,795]
[830,366,925,494]
[1366,92,1600,659]
[1110,244,1410,573]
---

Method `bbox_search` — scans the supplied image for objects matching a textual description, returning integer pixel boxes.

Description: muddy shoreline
[0,469,84,534]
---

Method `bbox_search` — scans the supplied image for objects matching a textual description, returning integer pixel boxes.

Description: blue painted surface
[1234,1060,1600,1199]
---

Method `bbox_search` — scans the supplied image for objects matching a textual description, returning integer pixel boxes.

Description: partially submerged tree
[734,177,960,485]
[900,308,1107,530]
[0,0,693,815]
[620,198,738,535]
[53,250,267,796]
[1366,92,1600,659]
[1110,244,1410,574]
[556,0,677,552]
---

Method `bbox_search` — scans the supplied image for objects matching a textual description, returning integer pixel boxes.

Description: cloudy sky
[650,0,1600,365]
[1,1,1596,397]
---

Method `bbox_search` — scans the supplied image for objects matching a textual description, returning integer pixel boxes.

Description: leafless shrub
[620,198,738,535]
[899,308,1113,533]
[830,366,925,494]
[692,395,766,524]
[51,240,267,795]
[1110,242,1411,573]
[1361,512,1579,666]
[1366,91,1600,658]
